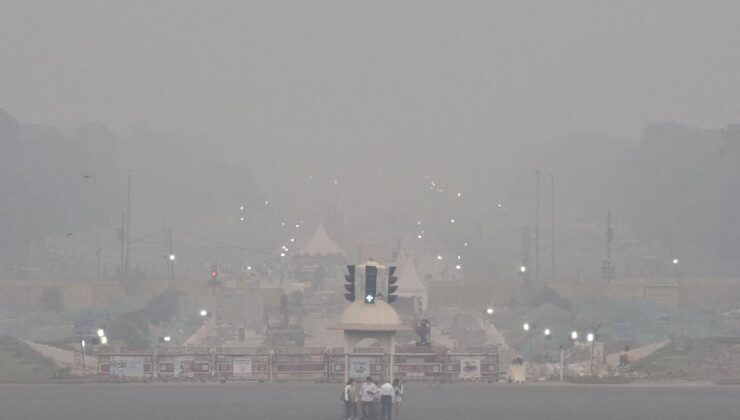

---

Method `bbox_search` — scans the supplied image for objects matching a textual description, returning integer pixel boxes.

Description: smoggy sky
[2,0,739,143]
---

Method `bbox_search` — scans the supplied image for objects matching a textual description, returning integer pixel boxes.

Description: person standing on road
[359,376,377,420]
[379,379,394,420]
[343,378,357,420]
[392,378,404,418]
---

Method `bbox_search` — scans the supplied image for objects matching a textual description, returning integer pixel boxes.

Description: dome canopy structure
[328,300,413,332]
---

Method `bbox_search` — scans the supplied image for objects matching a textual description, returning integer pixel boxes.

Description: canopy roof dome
[328,300,412,332]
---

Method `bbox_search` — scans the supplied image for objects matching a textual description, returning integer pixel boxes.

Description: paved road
[0,382,738,420]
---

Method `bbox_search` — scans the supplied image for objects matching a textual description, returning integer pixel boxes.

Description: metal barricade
[273,347,326,382]
[393,352,445,382]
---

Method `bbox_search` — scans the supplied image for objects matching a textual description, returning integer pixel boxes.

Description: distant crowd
[342,376,404,420]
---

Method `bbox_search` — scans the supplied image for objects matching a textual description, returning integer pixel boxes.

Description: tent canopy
[395,255,426,295]
[298,224,345,256]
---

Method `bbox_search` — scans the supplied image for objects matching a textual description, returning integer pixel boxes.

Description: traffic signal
[344,265,356,302]
[210,264,219,281]
[387,266,398,303]
[365,265,377,303]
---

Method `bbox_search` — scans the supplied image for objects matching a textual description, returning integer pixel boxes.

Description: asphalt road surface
[0,382,737,420]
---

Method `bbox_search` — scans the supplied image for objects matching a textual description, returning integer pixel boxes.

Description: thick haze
[1,1,739,281]
[3,1,740,137]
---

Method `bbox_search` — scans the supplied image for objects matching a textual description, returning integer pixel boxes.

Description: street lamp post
[200,310,209,342]
[523,322,536,358]
[80,340,86,376]
[587,333,596,375]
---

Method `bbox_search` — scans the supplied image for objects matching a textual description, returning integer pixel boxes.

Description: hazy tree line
[1,105,738,282]
[0,107,270,280]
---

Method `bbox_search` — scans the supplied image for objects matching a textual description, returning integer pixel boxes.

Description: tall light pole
[550,173,555,283]
[83,173,101,287]
[80,339,86,376]
[587,332,596,375]
[535,170,540,288]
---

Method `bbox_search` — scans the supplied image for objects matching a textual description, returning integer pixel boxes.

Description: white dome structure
[329,300,412,332]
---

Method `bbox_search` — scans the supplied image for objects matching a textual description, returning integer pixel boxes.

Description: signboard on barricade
[233,357,252,376]
[349,356,370,379]
[110,356,145,378]
[326,347,346,383]
[98,350,153,379]
[447,348,499,382]
[459,357,481,379]
[214,347,270,382]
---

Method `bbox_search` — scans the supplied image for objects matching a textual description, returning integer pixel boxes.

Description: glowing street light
[544,328,551,338]
[587,333,595,343]
[450,218,455,224]
[571,330,579,340]
[486,307,494,315]
[523,323,530,332]
[97,328,105,338]
[455,265,461,270]
[520,265,527,273]
[169,254,176,261]
[163,336,171,342]
[437,255,443,260]
[672,258,679,265]
[81,340,86,348]
[246,266,252,271]
[100,336,108,345]
[200,309,208,317]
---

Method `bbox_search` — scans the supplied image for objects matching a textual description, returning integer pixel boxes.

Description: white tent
[395,255,428,309]
[298,224,345,256]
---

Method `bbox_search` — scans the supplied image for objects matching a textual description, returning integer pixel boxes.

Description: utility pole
[92,172,101,286]
[119,210,125,285]
[522,226,532,292]
[168,226,175,287]
[602,210,614,285]
[123,171,131,287]
[535,170,540,288]
[559,345,565,381]
[551,173,555,283]
[162,214,171,286]
[607,210,612,260]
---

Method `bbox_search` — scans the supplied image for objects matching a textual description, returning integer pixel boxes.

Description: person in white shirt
[359,376,377,420]
[343,378,357,420]
[379,380,394,420]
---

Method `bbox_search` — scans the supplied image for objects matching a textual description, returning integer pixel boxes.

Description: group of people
[342,376,404,420]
